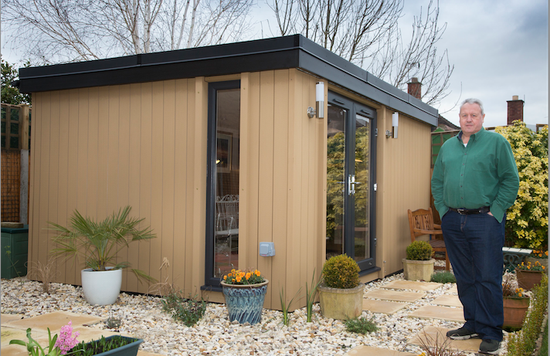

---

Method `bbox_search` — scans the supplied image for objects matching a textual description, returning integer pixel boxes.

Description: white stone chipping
[1,273,496,356]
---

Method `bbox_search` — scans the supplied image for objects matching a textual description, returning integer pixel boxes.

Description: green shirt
[431,128,519,223]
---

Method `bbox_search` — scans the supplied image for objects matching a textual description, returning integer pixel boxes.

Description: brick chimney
[507,95,524,125]
[407,77,422,99]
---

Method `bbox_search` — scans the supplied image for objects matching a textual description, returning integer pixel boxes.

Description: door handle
[348,175,355,195]
[348,175,362,195]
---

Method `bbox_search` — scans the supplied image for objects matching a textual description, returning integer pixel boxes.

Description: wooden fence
[1,104,31,223]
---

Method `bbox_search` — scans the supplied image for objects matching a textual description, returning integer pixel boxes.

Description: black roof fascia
[18,34,438,125]
[297,39,437,125]
[18,36,302,93]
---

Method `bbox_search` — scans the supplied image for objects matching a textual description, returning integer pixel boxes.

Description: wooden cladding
[28,69,326,309]
[30,79,208,294]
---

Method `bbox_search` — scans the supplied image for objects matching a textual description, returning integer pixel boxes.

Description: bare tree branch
[2,0,253,62]
[268,0,453,105]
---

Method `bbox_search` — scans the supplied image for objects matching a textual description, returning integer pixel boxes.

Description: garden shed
[18,34,438,310]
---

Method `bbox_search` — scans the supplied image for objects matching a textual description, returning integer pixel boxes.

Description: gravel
[1,273,493,356]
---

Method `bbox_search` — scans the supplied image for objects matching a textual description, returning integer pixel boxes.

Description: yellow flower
[236,276,242,283]
[255,270,261,276]
[246,272,251,280]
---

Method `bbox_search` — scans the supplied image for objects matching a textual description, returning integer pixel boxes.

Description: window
[205,81,241,287]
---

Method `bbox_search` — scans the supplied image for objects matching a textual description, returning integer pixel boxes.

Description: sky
[250,0,549,128]
[401,0,548,128]
[2,0,548,128]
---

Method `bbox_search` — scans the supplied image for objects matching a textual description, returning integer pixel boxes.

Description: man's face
[459,103,485,136]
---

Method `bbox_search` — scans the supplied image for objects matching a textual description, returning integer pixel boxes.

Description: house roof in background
[17,35,438,126]
[436,115,461,131]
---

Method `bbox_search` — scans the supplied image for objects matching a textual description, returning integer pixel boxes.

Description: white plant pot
[81,267,122,305]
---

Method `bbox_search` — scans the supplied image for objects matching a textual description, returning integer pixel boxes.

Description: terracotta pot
[516,269,544,291]
[318,284,364,320]
[502,297,530,328]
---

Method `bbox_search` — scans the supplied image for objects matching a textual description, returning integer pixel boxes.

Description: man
[431,98,519,355]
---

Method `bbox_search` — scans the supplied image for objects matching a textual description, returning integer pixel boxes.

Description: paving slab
[138,351,166,356]
[1,326,33,346]
[363,299,409,314]
[448,285,458,294]
[408,325,481,353]
[1,344,28,356]
[5,311,102,331]
[407,305,464,322]
[382,280,442,292]
[364,289,425,303]
[1,326,50,355]
[345,345,417,356]
[1,315,25,326]
[72,326,120,343]
[432,294,462,307]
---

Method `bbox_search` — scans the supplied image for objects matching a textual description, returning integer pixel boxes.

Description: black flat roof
[18,34,438,125]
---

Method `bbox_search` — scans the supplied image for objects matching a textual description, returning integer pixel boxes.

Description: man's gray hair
[460,98,484,115]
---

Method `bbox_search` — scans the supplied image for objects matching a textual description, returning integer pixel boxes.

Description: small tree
[496,122,548,249]
[1,58,31,105]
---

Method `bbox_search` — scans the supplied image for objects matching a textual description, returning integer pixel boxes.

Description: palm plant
[49,206,156,282]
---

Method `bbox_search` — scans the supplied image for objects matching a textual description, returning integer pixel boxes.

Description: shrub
[161,290,207,327]
[431,271,456,284]
[495,122,548,249]
[344,317,378,334]
[506,274,548,356]
[406,241,433,261]
[322,254,360,289]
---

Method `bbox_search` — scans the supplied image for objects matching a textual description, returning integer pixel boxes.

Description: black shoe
[479,339,501,354]
[446,326,479,340]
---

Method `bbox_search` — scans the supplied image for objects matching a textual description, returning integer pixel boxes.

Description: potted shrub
[220,268,268,324]
[516,259,546,291]
[402,240,435,281]
[502,273,530,329]
[318,254,363,320]
[49,206,156,305]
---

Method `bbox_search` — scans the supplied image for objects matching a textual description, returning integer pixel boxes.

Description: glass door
[326,92,377,272]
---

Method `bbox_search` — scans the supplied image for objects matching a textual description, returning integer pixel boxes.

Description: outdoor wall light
[386,112,399,138]
[307,82,325,119]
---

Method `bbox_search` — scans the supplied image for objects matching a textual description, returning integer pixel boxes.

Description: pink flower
[54,321,80,354]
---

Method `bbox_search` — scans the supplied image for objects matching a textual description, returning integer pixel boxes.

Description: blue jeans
[441,210,505,341]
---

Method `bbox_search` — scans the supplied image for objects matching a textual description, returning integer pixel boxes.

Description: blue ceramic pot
[221,280,269,324]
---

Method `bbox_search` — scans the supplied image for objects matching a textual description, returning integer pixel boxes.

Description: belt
[449,207,490,215]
